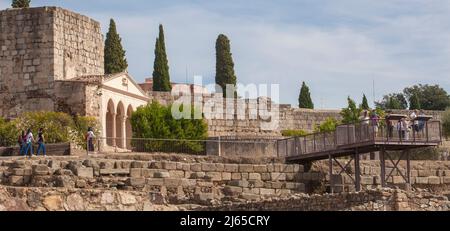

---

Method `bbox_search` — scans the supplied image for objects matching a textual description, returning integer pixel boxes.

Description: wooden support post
[380,147,386,188]
[354,150,361,192]
[329,155,334,194]
[406,149,411,191]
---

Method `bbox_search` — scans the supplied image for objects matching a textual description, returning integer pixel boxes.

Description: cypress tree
[11,0,30,8]
[152,24,171,92]
[361,94,370,110]
[104,19,128,74]
[215,34,237,98]
[298,82,314,109]
[409,93,421,110]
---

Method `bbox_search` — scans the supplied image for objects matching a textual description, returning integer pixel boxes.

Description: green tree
[375,93,408,110]
[443,108,450,139]
[130,102,208,154]
[361,94,370,110]
[403,84,450,110]
[409,93,421,110]
[104,19,128,74]
[215,34,237,98]
[11,0,30,8]
[341,97,362,124]
[298,82,314,109]
[152,24,172,92]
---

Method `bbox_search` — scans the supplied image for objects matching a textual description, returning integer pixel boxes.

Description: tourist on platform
[36,128,46,157]
[370,110,380,137]
[24,129,34,157]
[410,110,419,133]
[418,110,426,132]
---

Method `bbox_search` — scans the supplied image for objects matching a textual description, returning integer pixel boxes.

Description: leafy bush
[281,129,309,137]
[14,111,74,143]
[130,102,208,154]
[314,118,339,133]
[443,108,450,139]
[0,118,17,147]
[0,111,99,149]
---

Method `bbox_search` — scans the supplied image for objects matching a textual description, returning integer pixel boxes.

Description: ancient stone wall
[204,188,450,211]
[0,7,103,118]
[313,160,450,192]
[149,92,445,138]
[0,158,321,206]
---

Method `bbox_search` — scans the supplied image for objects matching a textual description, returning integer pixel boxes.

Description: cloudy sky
[1,0,450,109]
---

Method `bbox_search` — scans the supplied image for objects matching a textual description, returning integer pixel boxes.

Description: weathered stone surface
[128,178,146,187]
[32,165,49,175]
[239,165,254,173]
[119,193,137,205]
[65,194,85,211]
[130,168,142,178]
[154,171,170,178]
[43,195,63,211]
[223,164,238,172]
[201,163,217,172]
[428,176,441,185]
[75,167,93,178]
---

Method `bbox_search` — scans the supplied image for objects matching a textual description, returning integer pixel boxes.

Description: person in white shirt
[24,129,34,157]
[410,110,419,133]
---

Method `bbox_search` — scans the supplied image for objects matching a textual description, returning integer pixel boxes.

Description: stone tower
[0,7,104,118]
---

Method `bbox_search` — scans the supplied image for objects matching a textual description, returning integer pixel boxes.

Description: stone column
[122,115,127,149]
[112,113,117,146]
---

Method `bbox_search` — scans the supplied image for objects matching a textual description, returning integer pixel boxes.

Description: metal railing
[280,119,442,158]
[89,137,280,157]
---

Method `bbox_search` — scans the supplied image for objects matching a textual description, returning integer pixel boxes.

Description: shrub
[281,129,309,137]
[0,111,99,149]
[130,101,208,154]
[443,108,450,139]
[314,118,339,133]
[14,111,74,143]
[0,118,16,147]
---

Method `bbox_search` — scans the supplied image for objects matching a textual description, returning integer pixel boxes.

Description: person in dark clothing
[36,128,46,157]
[18,131,26,156]
[86,127,96,153]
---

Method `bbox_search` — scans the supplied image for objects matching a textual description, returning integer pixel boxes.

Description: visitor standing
[86,127,96,153]
[36,128,46,157]
[24,129,34,158]
[18,131,25,156]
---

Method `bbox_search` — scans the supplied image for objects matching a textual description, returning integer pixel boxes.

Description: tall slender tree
[104,19,128,74]
[298,82,314,109]
[11,0,30,8]
[361,94,370,110]
[215,34,237,98]
[152,24,171,92]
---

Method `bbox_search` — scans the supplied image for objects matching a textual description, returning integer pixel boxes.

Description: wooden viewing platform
[279,115,442,191]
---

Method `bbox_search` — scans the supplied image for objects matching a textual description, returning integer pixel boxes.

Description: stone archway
[126,105,133,149]
[106,99,115,146]
[116,101,125,149]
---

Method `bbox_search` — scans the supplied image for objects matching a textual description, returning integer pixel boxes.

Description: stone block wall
[314,161,450,192]
[0,159,322,205]
[0,7,103,118]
